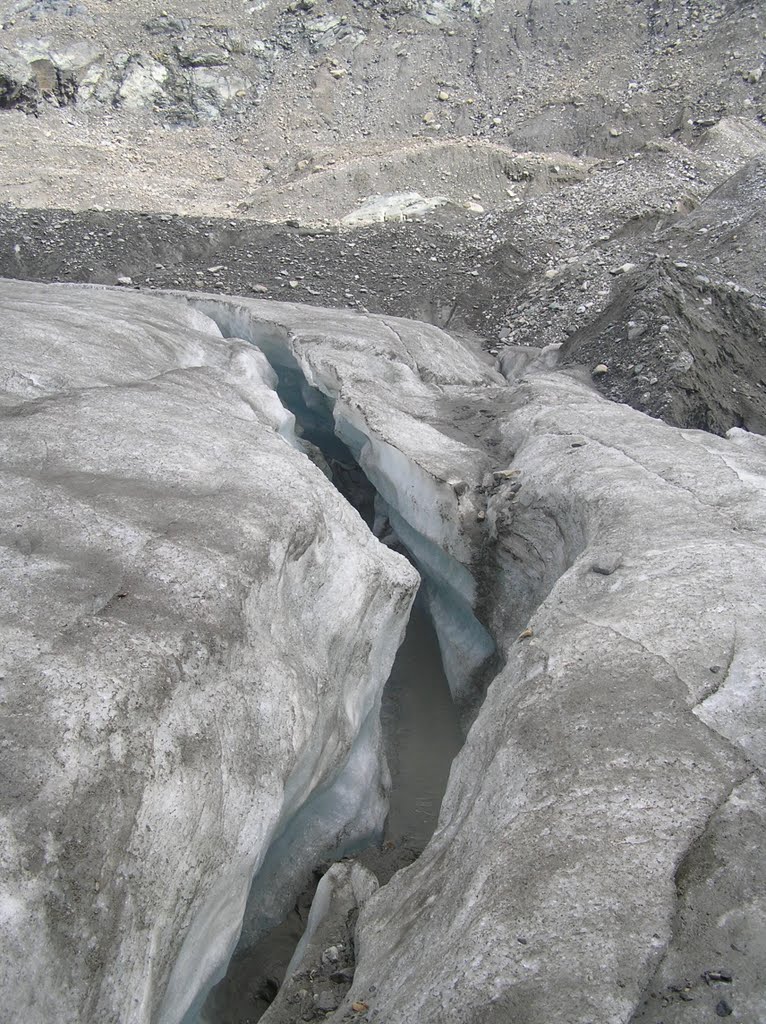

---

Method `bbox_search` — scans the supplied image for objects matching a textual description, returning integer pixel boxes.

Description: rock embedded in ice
[0,279,418,1024]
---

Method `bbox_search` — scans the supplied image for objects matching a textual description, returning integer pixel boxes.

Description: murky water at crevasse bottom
[203,597,463,1024]
[381,601,464,850]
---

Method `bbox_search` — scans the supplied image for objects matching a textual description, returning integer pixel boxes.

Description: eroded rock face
[0,279,418,1024]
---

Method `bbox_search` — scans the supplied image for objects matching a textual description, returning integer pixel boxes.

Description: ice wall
[185,296,496,709]
[0,280,419,1024]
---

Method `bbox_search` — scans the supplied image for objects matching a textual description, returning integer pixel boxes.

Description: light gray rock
[116,57,168,110]
[497,342,561,383]
[0,280,418,1024]
[340,192,450,228]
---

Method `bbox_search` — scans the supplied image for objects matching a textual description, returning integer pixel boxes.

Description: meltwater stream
[381,603,463,849]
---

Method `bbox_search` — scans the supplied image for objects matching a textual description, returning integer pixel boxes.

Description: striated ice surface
[0,279,418,1024]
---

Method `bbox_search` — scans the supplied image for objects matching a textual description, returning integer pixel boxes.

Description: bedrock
[0,280,418,1024]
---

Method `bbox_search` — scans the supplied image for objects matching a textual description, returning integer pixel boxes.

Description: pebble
[314,989,340,1012]
[591,552,623,576]
[592,364,609,376]
[116,276,133,286]
[610,262,637,275]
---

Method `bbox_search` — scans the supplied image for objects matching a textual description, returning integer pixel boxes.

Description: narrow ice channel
[201,598,462,1023]
[186,299,480,1022]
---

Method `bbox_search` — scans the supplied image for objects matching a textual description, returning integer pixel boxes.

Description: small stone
[314,990,339,1012]
[715,999,733,1017]
[704,970,733,984]
[252,284,269,293]
[422,110,436,124]
[351,1002,369,1013]
[477,509,486,522]
[518,627,533,641]
[329,67,346,79]
[288,280,299,288]
[438,90,449,101]
[591,552,623,576]
[592,364,609,376]
[609,127,622,137]
[116,276,133,286]
[610,263,636,275]
[670,350,694,373]
[207,265,224,273]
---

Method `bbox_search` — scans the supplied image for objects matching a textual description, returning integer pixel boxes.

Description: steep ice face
[0,280,418,1024]
[184,295,497,708]
[334,408,496,705]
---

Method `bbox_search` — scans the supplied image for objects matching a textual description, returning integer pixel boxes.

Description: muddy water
[204,598,462,1023]
[381,601,463,849]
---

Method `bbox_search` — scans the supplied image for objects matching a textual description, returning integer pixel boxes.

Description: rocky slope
[1,3,766,438]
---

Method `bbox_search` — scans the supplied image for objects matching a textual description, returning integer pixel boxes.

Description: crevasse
[185,296,496,712]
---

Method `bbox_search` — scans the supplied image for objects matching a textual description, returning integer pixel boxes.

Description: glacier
[2,278,765,1024]
[0,279,418,1024]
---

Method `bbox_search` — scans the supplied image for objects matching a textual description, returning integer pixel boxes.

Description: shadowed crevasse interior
[191,302,474,1023]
